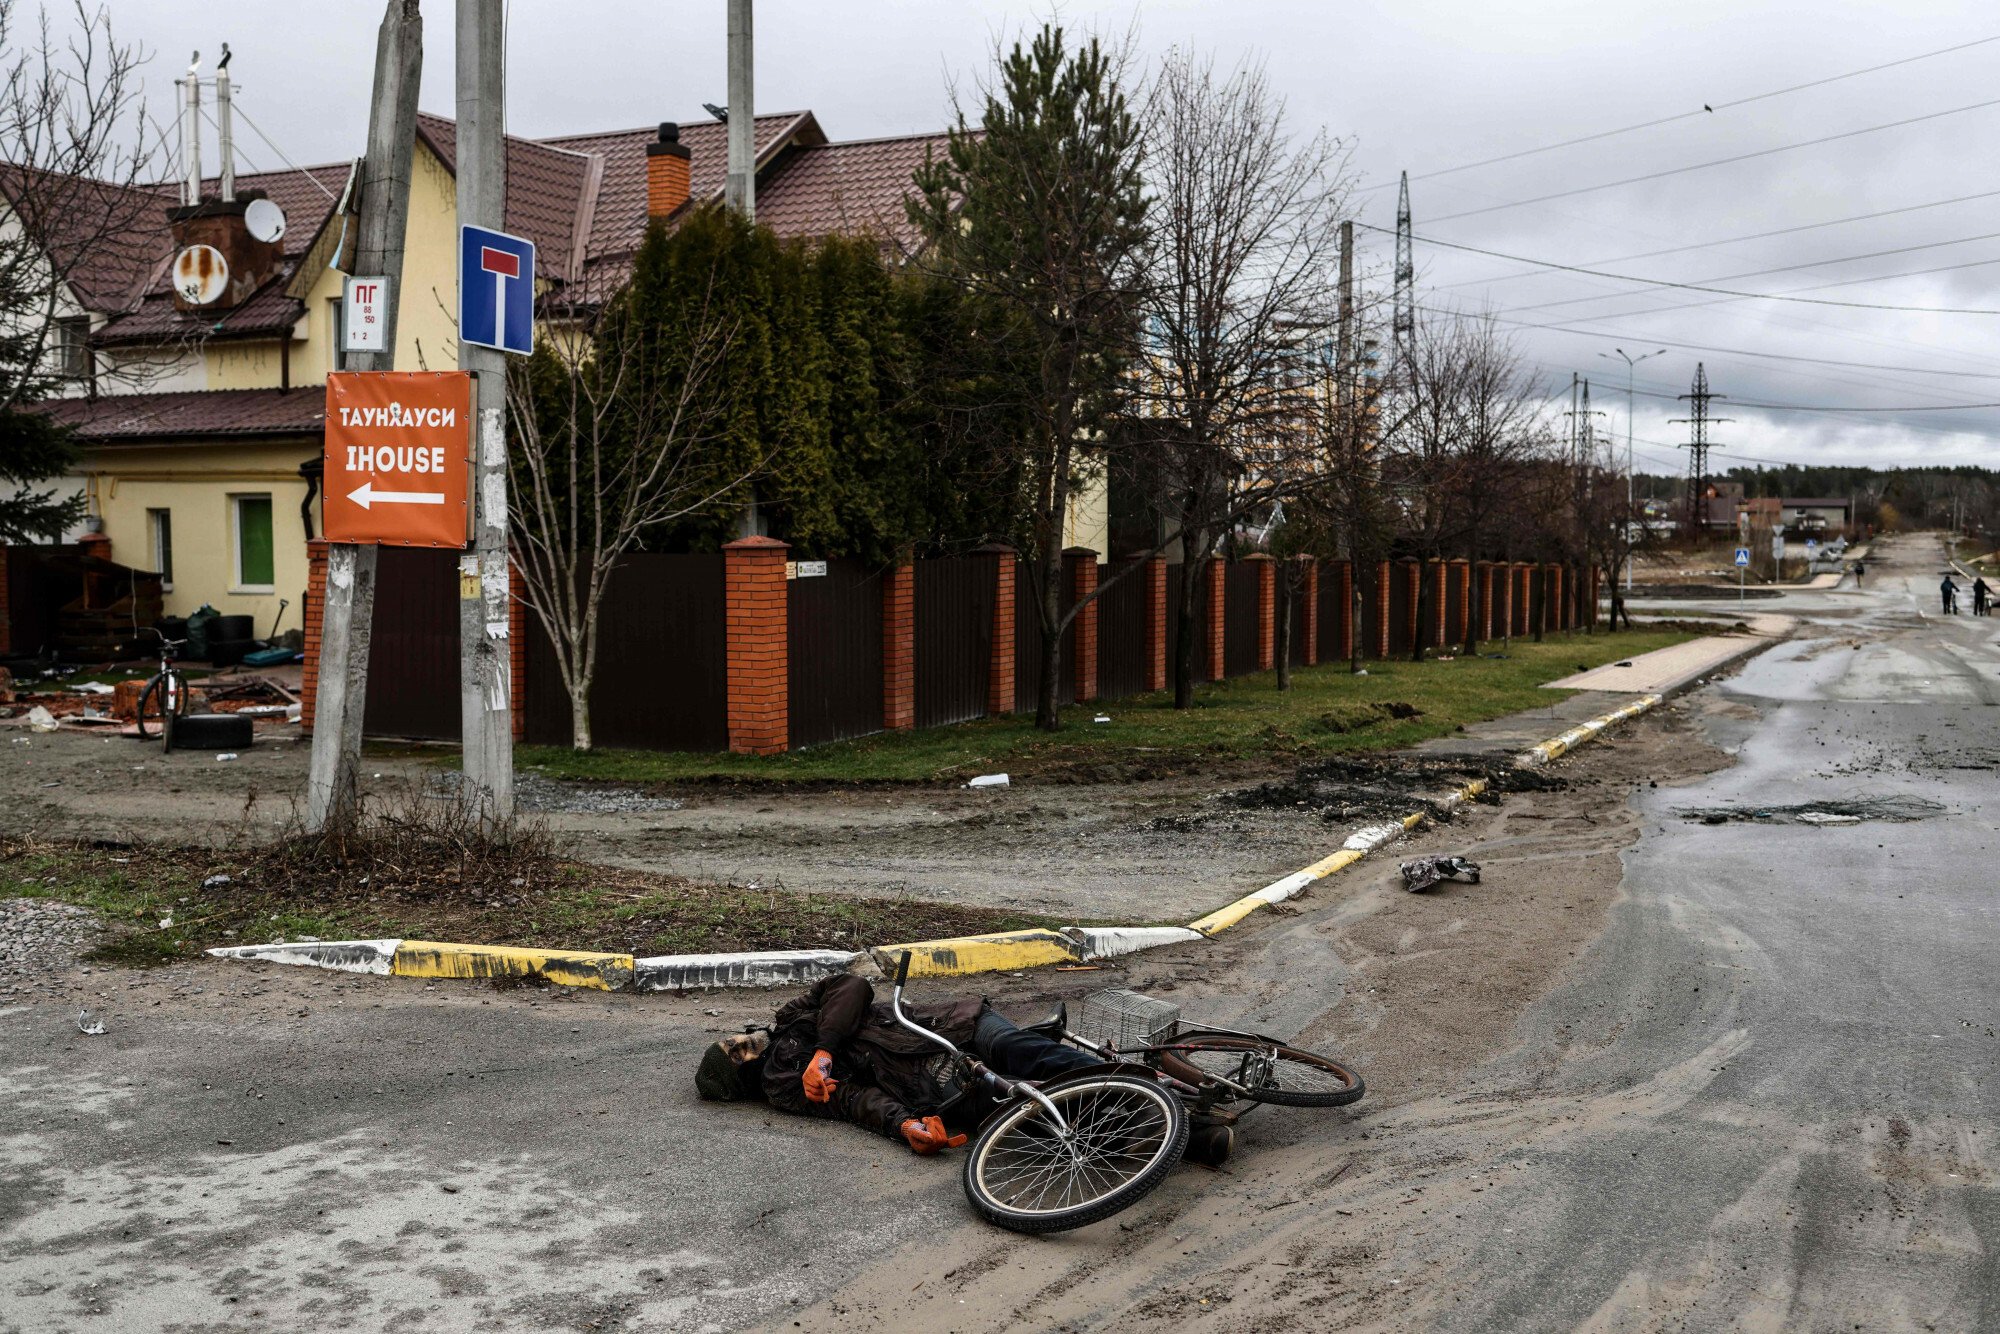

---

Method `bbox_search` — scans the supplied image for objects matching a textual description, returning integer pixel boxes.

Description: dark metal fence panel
[914,557,992,729]
[1317,561,1350,662]
[1445,565,1466,646]
[1359,564,1383,660]
[1013,562,1076,712]
[1286,570,1309,667]
[1224,561,1260,677]
[365,546,461,740]
[1387,561,1414,657]
[788,559,884,749]
[1096,561,1152,700]
[1512,565,1531,636]
[523,554,727,751]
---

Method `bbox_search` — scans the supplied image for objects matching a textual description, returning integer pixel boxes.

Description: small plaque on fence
[788,560,827,580]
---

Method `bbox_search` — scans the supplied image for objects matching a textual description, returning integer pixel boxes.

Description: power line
[1358,223,2000,314]
[1629,386,2000,413]
[1364,33,2000,191]
[1427,98,2000,224]
[1494,229,2000,318]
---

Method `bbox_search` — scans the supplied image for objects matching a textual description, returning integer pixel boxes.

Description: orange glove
[802,1049,838,1104]
[900,1115,968,1155]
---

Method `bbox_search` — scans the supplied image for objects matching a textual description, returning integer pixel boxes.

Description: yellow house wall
[88,440,318,631]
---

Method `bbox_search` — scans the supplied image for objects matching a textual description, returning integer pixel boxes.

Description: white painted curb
[206,938,401,975]
[632,949,862,991]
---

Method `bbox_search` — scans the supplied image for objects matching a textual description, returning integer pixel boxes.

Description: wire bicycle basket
[1073,989,1181,1050]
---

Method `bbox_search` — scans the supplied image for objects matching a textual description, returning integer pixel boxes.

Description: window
[57,315,91,383]
[148,508,173,589]
[328,296,344,355]
[232,494,274,590]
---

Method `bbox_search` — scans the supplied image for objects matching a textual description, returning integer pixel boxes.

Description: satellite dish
[172,244,229,305]
[245,197,286,244]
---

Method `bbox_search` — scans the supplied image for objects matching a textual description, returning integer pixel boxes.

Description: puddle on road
[1674,795,1947,826]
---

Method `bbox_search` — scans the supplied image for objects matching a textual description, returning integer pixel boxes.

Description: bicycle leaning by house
[886,951,1366,1233]
[133,628,191,751]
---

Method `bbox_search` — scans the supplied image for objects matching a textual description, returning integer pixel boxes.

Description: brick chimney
[647,122,692,219]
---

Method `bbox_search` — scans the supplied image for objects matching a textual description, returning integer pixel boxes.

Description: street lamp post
[1600,347,1668,595]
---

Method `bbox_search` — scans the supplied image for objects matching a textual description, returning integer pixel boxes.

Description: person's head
[696,1028,771,1102]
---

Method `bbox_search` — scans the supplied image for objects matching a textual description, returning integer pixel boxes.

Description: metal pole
[216,67,235,202]
[456,0,514,828]
[726,0,755,219]
[181,64,202,206]
[306,0,423,834]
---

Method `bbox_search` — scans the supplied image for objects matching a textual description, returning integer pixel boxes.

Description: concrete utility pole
[306,0,423,834]
[1337,219,1364,677]
[1600,347,1667,592]
[725,0,755,219]
[456,0,513,827]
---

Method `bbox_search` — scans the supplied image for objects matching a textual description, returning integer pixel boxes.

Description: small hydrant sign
[323,371,471,547]
[343,275,390,352]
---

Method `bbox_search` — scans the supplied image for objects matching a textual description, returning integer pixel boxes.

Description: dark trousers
[973,1008,1099,1082]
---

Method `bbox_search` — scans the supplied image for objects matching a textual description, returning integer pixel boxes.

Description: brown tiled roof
[0,166,174,312]
[41,387,324,442]
[94,279,304,345]
[541,111,820,264]
[754,132,949,252]
[415,114,599,280]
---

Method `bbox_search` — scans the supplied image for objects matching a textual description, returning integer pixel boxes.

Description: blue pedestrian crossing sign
[1733,548,1751,567]
[459,224,535,356]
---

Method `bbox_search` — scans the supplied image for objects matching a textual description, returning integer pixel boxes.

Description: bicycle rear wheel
[1156,1033,1365,1108]
[963,1073,1188,1234]
[135,671,189,741]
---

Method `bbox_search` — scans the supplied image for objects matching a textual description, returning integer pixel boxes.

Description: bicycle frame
[887,952,1072,1135]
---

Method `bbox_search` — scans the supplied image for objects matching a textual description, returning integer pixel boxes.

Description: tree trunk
[570,685,592,752]
[1035,547,1065,732]
[1274,574,1292,691]
[1532,567,1546,643]
[1172,545,1205,709]
[1462,562,1480,658]
[1348,547,1365,675]
[1410,557,1429,663]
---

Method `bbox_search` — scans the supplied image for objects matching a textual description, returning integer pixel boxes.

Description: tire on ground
[170,712,254,750]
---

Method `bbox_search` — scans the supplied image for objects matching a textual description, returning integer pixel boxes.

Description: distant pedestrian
[1941,575,1959,615]
[1852,560,1865,586]
[1975,577,1991,616]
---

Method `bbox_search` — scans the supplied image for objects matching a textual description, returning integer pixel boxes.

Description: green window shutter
[238,496,274,586]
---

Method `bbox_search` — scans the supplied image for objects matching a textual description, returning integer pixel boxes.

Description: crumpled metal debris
[1399,854,1482,893]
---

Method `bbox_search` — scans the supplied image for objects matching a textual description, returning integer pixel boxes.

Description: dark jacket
[761,975,984,1140]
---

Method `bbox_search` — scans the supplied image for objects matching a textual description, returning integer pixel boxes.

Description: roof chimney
[646,121,691,219]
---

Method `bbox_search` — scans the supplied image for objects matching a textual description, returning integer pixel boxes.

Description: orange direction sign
[323,371,472,547]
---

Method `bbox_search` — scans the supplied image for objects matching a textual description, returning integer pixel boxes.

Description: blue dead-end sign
[459,224,535,356]
[1734,547,1751,567]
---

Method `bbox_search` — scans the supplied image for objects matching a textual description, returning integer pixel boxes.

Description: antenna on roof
[178,52,203,207]
[215,44,236,202]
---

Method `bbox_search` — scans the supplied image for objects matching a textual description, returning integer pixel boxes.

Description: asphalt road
[4,532,1994,1332]
[1421,531,2000,1331]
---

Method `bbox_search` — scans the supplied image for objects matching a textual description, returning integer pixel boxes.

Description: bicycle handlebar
[893,949,912,989]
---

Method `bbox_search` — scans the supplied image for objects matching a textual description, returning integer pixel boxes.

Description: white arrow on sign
[348,481,446,510]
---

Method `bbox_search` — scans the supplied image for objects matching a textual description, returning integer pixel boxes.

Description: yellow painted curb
[391,940,636,991]
[1187,896,1265,936]
[872,929,1081,978]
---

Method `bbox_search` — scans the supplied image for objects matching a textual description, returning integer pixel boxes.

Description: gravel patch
[423,770,682,815]
[0,896,102,995]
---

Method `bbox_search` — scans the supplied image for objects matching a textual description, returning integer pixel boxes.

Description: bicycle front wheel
[135,671,189,740]
[963,1073,1188,1234]
[1156,1033,1365,1108]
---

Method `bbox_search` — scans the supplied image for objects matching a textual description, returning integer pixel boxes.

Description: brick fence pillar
[1451,559,1470,645]
[1475,561,1493,640]
[980,544,1015,715]
[724,536,789,755]
[1248,553,1275,671]
[1403,561,1421,653]
[300,539,329,733]
[1302,559,1319,667]
[1206,558,1227,682]
[1375,560,1392,658]
[1550,564,1565,633]
[1515,564,1531,637]
[1144,554,1168,691]
[882,557,915,730]
[1064,547,1098,703]
[1432,561,1449,650]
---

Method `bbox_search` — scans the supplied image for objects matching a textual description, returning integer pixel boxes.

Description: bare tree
[1443,314,1548,653]
[1136,47,1349,707]
[506,278,746,751]
[1292,333,1395,675]
[0,1,160,540]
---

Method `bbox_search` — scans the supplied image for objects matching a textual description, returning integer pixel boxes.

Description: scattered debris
[967,773,1011,789]
[25,705,57,732]
[1093,714,1111,724]
[202,874,233,888]
[215,753,239,762]
[1676,796,1945,826]
[1228,753,1563,824]
[1400,855,1482,893]
[76,1008,105,1036]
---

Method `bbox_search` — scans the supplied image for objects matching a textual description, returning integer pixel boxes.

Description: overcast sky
[103,0,2000,475]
